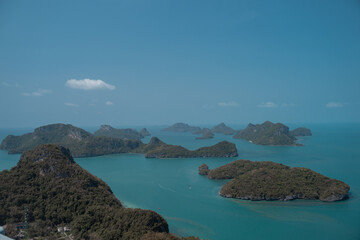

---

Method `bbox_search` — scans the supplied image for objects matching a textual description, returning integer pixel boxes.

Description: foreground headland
[0,144,201,239]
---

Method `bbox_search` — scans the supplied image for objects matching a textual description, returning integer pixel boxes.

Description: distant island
[290,127,312,137]
[211,123,235,135]
[94,125,150,140]
[233,121,311,146]
[164,122,236,140]
[194,128,214,140]
[199,160,349,202]
[0,144,201,240]
[141,137,238,158]
[163,123,201,133]
[0,124,143,157]
[0,124,238,159]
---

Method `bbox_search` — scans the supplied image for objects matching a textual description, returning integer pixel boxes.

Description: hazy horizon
[1,0,359,128]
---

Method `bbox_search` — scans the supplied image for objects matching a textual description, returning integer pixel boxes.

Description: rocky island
[0,144,199,240]
[94,125,149,140]
[163,123,201,133]
[199,160,349,202]
[0,124,143,157]
[290,127,312,137]
[211,123,235,135]
[195,128,214,140]
[0,124,238,159]
[233,121,311,146]
[140,137,238,158]
[140,128,151,137]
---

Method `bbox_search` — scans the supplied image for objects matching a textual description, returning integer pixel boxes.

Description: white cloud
[64,102,79,107]
[258,102,278,108]
[218,101,239,107]
[105,101,114,106]
[22,89,52,97]
[65,78,115,90]
[2,82,20,87]
[326,102,344,108]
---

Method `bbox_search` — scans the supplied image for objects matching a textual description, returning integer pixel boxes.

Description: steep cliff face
[0,144,169,240]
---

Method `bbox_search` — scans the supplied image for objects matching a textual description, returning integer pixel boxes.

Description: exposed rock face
[211,123,235,135]
[0,144,170,240]
[94,125,144,140]
[200,160,350,202]
[198,164,210,175]
[290,127,312,136]
[233,121,298,146]
[163,123,201,133]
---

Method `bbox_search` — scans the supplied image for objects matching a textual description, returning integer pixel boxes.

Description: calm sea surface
[1,124,359,240]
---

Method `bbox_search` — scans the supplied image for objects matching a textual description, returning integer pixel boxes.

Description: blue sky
[0,0,359,128]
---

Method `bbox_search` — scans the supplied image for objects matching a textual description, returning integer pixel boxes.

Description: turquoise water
[1,124,360,240]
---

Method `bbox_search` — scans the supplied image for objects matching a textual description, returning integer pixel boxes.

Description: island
[94,125,147,140]
[138,137,238,158]
[290,127,312,136]
[195,128,214,140]
[233,121,311,146]
[0,144,199,240]
[140,128,151,137]
[0,123,143,157]
[163,123,201,133]
[0,124,238,159]
[199,160,350,202]
[211,123,235,135]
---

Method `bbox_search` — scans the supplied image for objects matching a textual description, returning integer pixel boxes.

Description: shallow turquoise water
[1,124,359,240]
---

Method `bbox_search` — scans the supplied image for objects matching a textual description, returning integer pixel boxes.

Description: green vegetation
[143,138,238,158]
[233,121,299,146]
[211,123,235,135]
[199,160,350,202]
[94,125,146,140]
[0,144,172,240]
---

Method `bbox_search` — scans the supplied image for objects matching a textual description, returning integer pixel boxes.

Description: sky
[0,0,359,128]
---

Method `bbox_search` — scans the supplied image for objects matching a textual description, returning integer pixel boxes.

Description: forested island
[164,122,236,140]
[141,137,237,158]
[94,125,150,140]
[194,128,214,139]
[0,144,198,240]
[199,160,349,202]
[0,124,237,159]
[233,121,311,146]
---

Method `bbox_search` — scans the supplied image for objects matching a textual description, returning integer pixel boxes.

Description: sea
[0,123,359,240]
